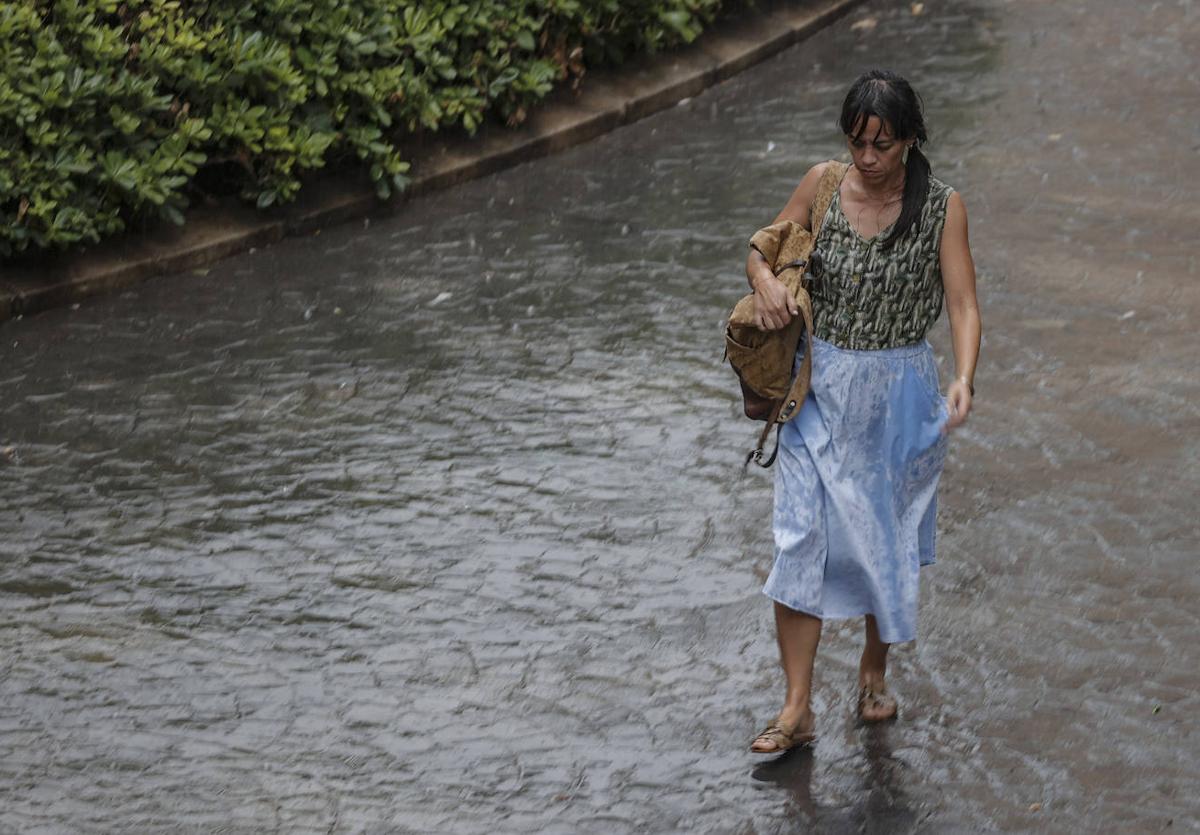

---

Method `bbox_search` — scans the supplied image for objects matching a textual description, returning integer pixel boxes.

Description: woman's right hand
[752,272,799,330]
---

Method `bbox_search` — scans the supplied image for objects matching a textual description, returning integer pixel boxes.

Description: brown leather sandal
[856,685,898,722]
[750,716,817,753]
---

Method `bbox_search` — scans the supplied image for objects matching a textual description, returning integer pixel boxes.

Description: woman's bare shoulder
[800,160,837,192]
[771,160,841,226]
[810,159,839,178]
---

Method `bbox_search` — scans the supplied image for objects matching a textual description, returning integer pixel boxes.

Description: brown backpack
[725,161,847,468]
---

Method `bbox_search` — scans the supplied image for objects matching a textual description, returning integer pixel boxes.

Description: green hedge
[0,0,743,257]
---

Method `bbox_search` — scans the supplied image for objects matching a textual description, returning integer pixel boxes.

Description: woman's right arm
[744,162,831,331]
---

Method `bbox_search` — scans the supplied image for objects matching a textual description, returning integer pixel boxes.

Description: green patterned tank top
[810,173,954,350]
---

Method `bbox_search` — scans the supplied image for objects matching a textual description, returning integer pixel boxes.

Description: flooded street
[2,0,1198,831]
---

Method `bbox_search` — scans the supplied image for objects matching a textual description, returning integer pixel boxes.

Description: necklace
[854,203,900,238]
[844,193,898,291]
[853,189,903,238]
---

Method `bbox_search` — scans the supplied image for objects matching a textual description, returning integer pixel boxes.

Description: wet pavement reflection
[2,0,1199,831]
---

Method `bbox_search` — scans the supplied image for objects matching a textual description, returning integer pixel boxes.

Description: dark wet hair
[839,69,930,248]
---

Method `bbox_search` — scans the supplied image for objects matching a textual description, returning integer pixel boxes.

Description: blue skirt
[762,335,949,644]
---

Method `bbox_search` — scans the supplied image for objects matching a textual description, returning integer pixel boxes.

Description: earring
[902,144,911,165]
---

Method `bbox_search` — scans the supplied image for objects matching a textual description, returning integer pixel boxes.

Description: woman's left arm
[939,191,981,430]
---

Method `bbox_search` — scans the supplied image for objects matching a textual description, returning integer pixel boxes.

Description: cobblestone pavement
[2,0,1198,832]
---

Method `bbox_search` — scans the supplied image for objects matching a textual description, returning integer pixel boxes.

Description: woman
[743,70,981,753]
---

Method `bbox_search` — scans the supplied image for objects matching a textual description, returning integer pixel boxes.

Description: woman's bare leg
[752,602,821,752]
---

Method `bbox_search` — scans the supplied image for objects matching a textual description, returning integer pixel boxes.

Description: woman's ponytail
[883,142,930,249]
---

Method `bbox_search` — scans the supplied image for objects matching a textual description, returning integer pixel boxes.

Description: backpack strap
[745,162,848,469]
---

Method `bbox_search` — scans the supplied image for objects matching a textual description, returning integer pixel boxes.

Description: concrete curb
[0,0,863,323]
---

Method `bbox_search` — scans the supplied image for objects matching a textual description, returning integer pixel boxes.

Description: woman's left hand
[944,380,972,431]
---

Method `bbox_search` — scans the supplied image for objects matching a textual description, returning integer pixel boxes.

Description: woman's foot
[856,682,898,722]
[750,705,816,753]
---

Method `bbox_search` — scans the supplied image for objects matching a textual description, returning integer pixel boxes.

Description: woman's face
[845,116,909,184]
